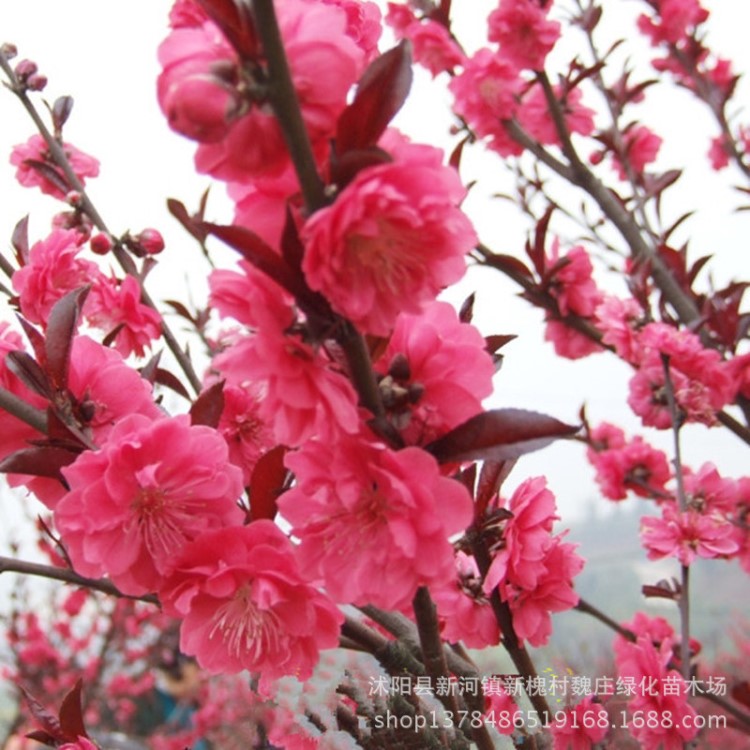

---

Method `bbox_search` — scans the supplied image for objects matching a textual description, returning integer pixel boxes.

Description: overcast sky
[1,1,750,527]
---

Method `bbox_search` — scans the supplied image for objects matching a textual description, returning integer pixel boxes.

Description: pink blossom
[189,0,364,180]
[546,241,601,318]
[488,0,561,71]
[627,322,735,427]
[56,414,243,595]
[544,320,603,359]
[302,136,476,336]
[586,425,671,501]
[708,134,730,170]
[159,521,343,681]
[594,295,645,363]
[214,325,360,448]
[683,462,740,514]
[518,83,596,146]
[168,0,208,28]
[613,125,662,179]
[449,48,524,157]
[641,504,739,565]
[8,335,162,508]
[614,633,699,749]
[506,538,584,646]
[279,435,473,610]
[550,695,609,749]
[484,477,558,593]
[374,301,495,445]
[483,688,520,735]
[321,0,382,64]
[59,737,99,750]
[86,275,162,357]
[432,551,500,648]
[12,229,101,326]
[217,383,275,485]
[637,0,709,46]
[157,21,243,144]
[10,134,99,200]
[403,20,465,77]
[229,164,304,249]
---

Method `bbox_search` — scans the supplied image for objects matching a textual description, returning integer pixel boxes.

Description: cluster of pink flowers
[614,614,700,750]
[481,478,584,646]
[586,422,671,501]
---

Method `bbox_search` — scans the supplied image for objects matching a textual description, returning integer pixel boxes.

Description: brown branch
[0,555,159,605]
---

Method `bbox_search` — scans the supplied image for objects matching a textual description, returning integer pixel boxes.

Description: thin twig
[0,555,159,605]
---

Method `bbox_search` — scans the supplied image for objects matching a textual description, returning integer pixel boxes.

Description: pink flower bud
[136,228,165,255]
[26,73,47,91]
[90,232,114,255]
[65,190,83,207]
[14,58,38,78]
[162,74,240,143]
[1,43,18,59]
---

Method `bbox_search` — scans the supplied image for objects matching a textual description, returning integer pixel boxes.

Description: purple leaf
[59,680,88,742]
[11,215,30,266]
[45,286,89,390]
[249,445,287,522]
[336,41,413,153]
[426,408,579,464]
[0,446,78,480]
[190,381,225,428]
[6,351,51,399]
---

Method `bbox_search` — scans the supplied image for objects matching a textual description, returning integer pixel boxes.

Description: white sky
[0,0,749,526]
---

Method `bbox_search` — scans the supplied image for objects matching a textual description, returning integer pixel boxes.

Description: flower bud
[162,74,240,143]
[90,232,114,255]
[14,58,37,78]
[26,73,47,91]
[136,228,165,255]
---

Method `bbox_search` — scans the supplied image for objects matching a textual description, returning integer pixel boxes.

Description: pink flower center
[132,485,188,559]
[209,583,280,659]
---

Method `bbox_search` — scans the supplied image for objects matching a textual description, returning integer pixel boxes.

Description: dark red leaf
[336,41,413,153]
[16,315,46,363]
[167,198,208,244]
[0,446,77,480]
[195,0,257,57]
[6,351,51,399]
[52,95,74,133]
[528,206,555,276]
[485,334,516,355]
[45,286,89,390]
[329,146,393,190]
[280,206,305,274]
[475,460,517,517]
[731,681,750,710]
[459,293,475,323]
[448,135,468,172]
[25,730,58,745]
[483,253,534,285]
[425,408,579,464]
[12,215,30,266]
[59,680,88,742]
[165,299,197,324]
[642,583,679,600]
[154,368,191,400]
[201,222,302,296]
[21,688,63,741]
[249,445,287,521]
[139,351,162,384]
[190,381,225,428]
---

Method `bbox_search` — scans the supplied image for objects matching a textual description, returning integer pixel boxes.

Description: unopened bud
[1,43,18,59]
[14,58,37,79]
[90,232,114,255]
[65,190,83,207]
[26,74,47,91]
[136,228,165,255]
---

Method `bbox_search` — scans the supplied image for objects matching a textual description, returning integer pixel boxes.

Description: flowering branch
[0,48,203,396]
